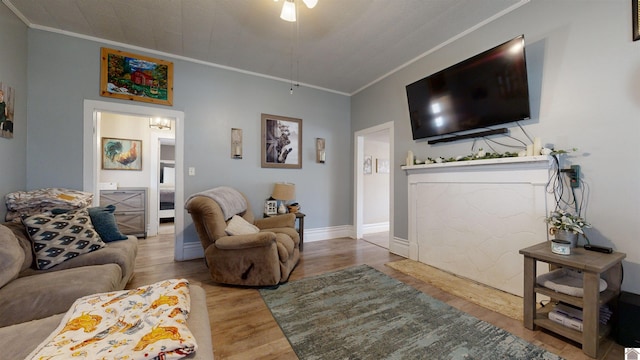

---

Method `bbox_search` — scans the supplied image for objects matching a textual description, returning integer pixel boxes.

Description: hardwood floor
[362,231,389,249]
[128,234,624,360]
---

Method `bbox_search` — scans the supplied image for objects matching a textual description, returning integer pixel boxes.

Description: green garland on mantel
[430,151,520,164]
[407,148,577,166]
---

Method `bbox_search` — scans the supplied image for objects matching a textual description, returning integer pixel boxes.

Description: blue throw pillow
[88,205,128,242]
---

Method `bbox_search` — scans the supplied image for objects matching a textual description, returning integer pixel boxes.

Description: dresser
[100,188,147,238]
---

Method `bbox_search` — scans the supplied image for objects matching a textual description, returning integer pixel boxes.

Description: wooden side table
[519,242,625,358]
[293,212,305,251]
[263,212,305,251]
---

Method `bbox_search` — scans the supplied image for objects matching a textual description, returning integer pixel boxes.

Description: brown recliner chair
[185,187,300,286]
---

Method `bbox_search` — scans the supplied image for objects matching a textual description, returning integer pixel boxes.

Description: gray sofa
[0,221,139,327]
[0,221,213,359]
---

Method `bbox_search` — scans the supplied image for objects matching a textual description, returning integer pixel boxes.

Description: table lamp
[272,182,295,214]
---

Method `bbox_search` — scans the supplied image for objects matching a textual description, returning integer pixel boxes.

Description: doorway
[156,137,176,235]
[354,122,393,250]
[83,100,187,260]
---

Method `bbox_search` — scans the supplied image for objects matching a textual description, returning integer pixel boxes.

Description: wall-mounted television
[406,35,531,141]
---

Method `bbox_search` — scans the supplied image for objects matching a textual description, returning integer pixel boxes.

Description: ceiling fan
[275,0,318,22]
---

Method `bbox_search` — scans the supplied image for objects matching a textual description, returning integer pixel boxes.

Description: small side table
[264,212,305,251]
[519,242,625,358]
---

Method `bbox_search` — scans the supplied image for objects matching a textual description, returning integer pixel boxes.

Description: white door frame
[354,122,394,244]
[83,100,187,261]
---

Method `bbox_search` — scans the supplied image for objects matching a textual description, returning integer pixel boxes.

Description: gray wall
[352,0,640,293]
[0,5,28,222]
[25,29,351,243]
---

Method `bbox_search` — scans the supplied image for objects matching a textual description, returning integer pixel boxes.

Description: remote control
[584,244,613,253]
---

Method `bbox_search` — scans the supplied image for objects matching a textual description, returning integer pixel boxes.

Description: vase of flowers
[545,209,591,248]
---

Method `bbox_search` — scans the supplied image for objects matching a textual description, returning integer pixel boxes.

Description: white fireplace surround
[404,156,554,296]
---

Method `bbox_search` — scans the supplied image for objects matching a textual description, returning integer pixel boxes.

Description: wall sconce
[231,128,242,159]
[316,138,325,163]
[149,117,172,130]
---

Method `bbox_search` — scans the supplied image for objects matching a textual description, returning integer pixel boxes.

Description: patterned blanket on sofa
[5,188,93,222]
[26,279,197,360]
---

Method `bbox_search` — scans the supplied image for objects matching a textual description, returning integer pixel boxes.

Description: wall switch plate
[188,167,195,176]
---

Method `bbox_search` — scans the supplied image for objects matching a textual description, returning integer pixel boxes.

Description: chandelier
[149,117,172,130]
[275,0,318,22]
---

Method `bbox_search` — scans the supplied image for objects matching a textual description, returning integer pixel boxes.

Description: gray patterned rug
[259,265,562,360]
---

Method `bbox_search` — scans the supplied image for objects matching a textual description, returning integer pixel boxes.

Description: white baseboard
[179,224,375,259]
[362,221,389,234]
[182,242,205,260]
[177,225,356,260]
[389,236,409,258]
[304,225,354,243]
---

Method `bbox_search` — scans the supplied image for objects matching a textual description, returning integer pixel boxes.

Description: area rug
[386,259,523,321]
[259,265,561,360]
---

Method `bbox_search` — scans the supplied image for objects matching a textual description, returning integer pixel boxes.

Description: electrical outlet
[569,165,580,188]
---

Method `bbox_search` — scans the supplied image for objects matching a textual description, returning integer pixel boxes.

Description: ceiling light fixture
[280,0,296,22]
[276,0,318,22]
[274,0,318,94]
[149,117,171,130]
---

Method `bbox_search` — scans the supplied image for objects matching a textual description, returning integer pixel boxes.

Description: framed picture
[102,137,142,170]
[634,0,640,41]
[0,83,15,139]
[261,113,302,169]
[100,47,174,106]
[376,158,390,173]
[364,155,372,175]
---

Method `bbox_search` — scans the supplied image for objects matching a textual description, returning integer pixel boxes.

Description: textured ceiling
[3,0,524,95]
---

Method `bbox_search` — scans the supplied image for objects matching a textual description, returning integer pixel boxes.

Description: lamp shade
[280,0,296,22]
[272,182,295,201]
[302,0,318,8]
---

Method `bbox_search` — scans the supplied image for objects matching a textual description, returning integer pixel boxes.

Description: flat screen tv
[406,35,531,141]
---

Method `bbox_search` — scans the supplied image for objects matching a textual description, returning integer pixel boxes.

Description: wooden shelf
[534,303,611,345]
[534,286,619,308]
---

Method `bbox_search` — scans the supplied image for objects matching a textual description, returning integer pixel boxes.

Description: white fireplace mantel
[404,155,554,296]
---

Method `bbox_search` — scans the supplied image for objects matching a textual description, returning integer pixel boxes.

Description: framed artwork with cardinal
[102,137,142,170]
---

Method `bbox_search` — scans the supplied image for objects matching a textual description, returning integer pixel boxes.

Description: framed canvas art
[102,137,142,170]
[100,47,173,106]
[364,155,372,175]
[0,83,15,139]
[376,158,390,173]
[261,113,302,169]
